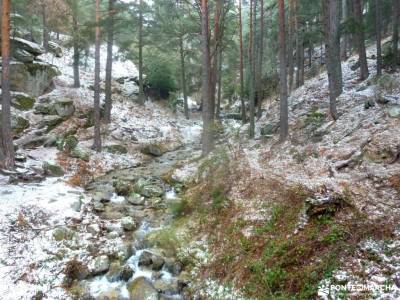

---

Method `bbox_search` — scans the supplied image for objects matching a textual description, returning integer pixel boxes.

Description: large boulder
[39,115,64,131]
[48,41,63,58]
[11,92,35,110]
[10,37,45,57]
[140,142,167,157]
[0,109,29,135]
[127,276,159,300]
[53,98,75,118]
[35,97,75,118]
[43,162,65,177]
[1,61,60,97]
[12,48,34,63]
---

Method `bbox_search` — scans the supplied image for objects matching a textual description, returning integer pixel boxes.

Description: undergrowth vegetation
[172,148,397,299]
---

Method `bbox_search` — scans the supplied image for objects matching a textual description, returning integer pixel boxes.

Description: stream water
[84,137,202,299]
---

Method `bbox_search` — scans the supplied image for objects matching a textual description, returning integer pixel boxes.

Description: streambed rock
[138,250,165,271]
[90,255,110,275]
[127,276,159,300]
[121,216,136,231]
[134,178,164,198]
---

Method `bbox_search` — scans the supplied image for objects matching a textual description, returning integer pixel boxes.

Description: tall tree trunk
[104,0,115,123]
[216,48,223,119]
[256,0,264,119]
[0,0,15,170]
[179,36,189,119]
[278,0,288,141]
[248,0,256,138]
[353,0,369,80]
[375,0,382,76]
[42,2,49,50]
[239,0,245,123]
[299,37,305,86]
[92,0,102,152]
[138,0,145,104]
[393,0,399,65]
[322,0,343,120]
[288,0,296,92]
[72,12,80,88]
[341,0,348,60]
[211,0,222,119]
[295,13,302,88]
[201,0,214,156]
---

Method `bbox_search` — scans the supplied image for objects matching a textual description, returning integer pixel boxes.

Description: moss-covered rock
[104,144,128,154]
[43,162,65,177]
[8,91,35,110]
[53,98,75,118]
[70,147,90,162]
[140,142,166,157]
[3,61,60,97]
[40,115,64,131]
[0,110,30,135]
[58,135,78,152]
[113,179,134,196]
[52,226,75,241]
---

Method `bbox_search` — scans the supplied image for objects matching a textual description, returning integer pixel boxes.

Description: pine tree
[0,0,15,170]
[138,0,145,105]
[239,0,246,123]
[322,0,342,120]
[92,0,102,152]
[278,0,288,141]
[375,0,382,76]
[104,0,115,123]
[353,0,369,80]
[201,0,214,156]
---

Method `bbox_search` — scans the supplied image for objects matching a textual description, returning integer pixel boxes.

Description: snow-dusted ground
[0,40,202,299]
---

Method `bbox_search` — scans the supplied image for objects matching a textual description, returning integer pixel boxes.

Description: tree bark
[249,0,256,138]
[179,36,189,119]
[239,0,245,123]
[216,47,223,119]
[0,0,15,170]
[72,11,80,88]
[375,0,382,76]
[278,0,288,141]
[104,0,115,123]
[340,0,348,60]
[256,0,264,119]
[288,0,296,92]
[201,0,214,156]
[138,0,145,104]
[393,0,399,65]
[322,0,343,120]
[92,0,102,152]
[353,0,369,80]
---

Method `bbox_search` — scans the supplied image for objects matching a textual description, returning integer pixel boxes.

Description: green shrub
[146,57,176,99]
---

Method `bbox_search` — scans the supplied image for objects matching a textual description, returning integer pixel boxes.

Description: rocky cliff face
[0,37,60,98]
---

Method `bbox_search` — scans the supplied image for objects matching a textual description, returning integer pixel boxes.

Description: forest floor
[173,40,400,299]
[0,38,399,300]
